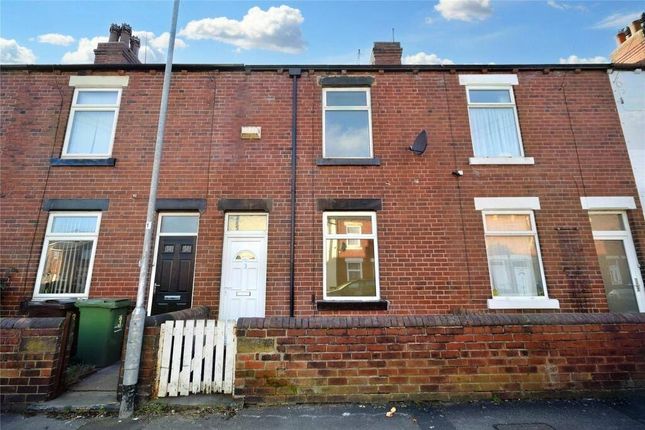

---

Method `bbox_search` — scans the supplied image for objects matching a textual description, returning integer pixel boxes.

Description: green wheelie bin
[74,298,131,367]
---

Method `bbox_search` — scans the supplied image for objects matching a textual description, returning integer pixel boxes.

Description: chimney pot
[109,23,121,42]
[630,19,643,35]
[371,41,403,66]
[130,36,140,56]
[94,22,141,65]
[616,31,627,45]
[120,23,132,46]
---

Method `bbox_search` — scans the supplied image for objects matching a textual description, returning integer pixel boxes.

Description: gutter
[288,68,301,318]
[1,63,627,73]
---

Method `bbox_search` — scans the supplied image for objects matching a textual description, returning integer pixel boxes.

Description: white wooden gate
[156,319,237,397]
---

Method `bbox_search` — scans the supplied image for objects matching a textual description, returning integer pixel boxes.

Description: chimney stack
[93,23,142,64]
[611,13,645,64]
[371,42,403,66]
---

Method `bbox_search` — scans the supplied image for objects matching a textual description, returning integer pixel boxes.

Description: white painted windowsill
[469,157,535,165]
[487,297,560,310]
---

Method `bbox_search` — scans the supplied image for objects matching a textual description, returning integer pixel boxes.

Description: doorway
[219,213,268,321]
[589,211,644,312]
[149,213,199,316]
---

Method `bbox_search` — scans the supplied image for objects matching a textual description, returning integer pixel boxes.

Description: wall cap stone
[237,313,645,330]
[0,317,65,330]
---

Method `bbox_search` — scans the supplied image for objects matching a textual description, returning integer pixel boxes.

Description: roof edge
[2,62,638,73]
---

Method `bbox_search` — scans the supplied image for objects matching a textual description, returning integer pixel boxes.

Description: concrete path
[28,363,121,413]
[3,394,645,430]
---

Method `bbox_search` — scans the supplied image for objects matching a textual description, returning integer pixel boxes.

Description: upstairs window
[34,212,102,298]
[323,212,380,300]
[466,86,523,158]
[323,88,373,158]
[62,88,121,158]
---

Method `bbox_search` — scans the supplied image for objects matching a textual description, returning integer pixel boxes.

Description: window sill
[469,157,534,165]
[316,300,388,311]
[316,157,381,166]
[487,297,560,310]
[51,158,116,167]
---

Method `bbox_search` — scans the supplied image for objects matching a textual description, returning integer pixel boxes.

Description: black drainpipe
[288,68,301,318]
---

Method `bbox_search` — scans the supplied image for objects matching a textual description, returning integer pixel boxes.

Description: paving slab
[68,364,120,392]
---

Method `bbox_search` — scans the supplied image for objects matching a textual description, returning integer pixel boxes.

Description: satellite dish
[409,130,428,155]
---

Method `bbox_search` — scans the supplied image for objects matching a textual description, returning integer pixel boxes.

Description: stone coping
[237,312,645,330]
[0,317,66,329]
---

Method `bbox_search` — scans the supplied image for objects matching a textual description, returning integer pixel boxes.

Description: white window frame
[61,87,122,159]
[323,211,380,301]
[345,257,364,281]
[478,208,559,309]
[146,212,200,316]
[345,223,362,248]
[33,211,102,299]
[322,87,373,159]
[464,83,533,165]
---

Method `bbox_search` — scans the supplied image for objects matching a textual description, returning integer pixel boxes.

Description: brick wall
[1,66,643,317]
[235,314,645,404]
[0,317,71,408]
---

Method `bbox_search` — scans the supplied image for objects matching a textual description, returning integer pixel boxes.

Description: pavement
[3,393,645,430]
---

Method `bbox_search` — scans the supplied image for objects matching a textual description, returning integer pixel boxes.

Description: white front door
[219,213,268,321]
[590,212,645,312]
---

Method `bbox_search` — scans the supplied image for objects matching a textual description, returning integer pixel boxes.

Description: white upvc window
[322,88,373,159]
[474,197,558,309]
[323,212,380,301]
[33,212,102,299]
[459,74,532,165]
[61,88,122,158]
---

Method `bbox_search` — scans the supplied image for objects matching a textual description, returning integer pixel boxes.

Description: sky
[1,1,644,66]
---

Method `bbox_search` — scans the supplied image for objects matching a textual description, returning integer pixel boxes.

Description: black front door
[151,236,196,315]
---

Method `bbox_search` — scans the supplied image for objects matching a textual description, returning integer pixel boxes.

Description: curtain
[469,107,521,157]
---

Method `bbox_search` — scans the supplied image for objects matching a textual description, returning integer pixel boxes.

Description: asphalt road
[3,394,645,430]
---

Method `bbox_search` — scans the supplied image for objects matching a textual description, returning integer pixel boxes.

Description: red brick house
[1,33,644,322]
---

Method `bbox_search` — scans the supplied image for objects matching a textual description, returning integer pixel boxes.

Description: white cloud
[546,1,587,12]
[133,31,187,63]
[403,52,454,65]
[559,55,608,64]
[61,36,107,64]
[435,0,491,22]
[180,5,305,53]
[593,11,642,30]
[60,31,186,64]
[0,38,36,64]
[36,33,75,46]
